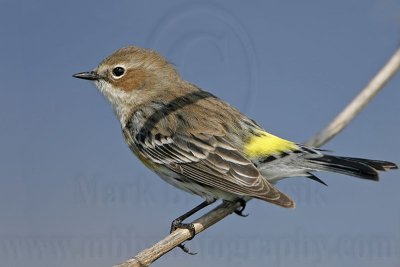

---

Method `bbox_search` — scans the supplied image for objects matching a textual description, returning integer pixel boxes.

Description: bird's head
[73,46,181,124]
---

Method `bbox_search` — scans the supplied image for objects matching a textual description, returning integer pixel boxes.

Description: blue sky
[1,1,399,267]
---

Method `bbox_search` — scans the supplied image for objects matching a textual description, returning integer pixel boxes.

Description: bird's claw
[170,219,197,254]
[178,243,197,255]
[234,199,249,217]
[170,219,195,238]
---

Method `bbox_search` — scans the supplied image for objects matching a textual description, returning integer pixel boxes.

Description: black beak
[73,71,100,81]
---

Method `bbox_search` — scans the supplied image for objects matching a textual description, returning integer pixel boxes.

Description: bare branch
[113,46,400,267]
[114,201,241,267]
[305,47,400,147]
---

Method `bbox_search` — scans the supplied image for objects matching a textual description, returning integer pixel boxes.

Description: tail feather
[307,173,328,186]
[338,157,398,171]
[308,155,397,181]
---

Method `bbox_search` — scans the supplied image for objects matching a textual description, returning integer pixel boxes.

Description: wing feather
[129,129,294,208]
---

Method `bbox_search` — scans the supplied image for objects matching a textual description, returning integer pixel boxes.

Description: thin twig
[305,47,400,147]
[114,201,241,267]
[113,46,400,267]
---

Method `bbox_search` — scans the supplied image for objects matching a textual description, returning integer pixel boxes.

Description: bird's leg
[170,199,216,254]
[169,200,214,234]
[234,198,249,217]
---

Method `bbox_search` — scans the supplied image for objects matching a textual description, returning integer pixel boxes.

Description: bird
[73,45,397,253]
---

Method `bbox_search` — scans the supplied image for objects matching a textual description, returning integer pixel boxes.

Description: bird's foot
[170,219,197,255]
[234,199,249,217]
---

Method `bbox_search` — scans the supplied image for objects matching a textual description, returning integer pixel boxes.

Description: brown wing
[125,128,294,208]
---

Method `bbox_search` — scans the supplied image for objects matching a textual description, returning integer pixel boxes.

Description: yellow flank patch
[244,130,298,158]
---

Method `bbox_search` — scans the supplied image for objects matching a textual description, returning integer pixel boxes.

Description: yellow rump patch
[244,130,298,158]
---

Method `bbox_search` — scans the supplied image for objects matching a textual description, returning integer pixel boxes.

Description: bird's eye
[112,66,125,77]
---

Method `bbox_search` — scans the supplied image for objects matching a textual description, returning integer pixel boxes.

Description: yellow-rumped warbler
[73,46,397,251]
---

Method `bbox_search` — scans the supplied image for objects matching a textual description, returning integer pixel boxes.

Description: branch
[114,201,241,267]
[113,46,400,267]
[305,47,400,147]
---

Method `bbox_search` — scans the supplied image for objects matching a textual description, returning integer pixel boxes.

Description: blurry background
[1,1,400,267]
